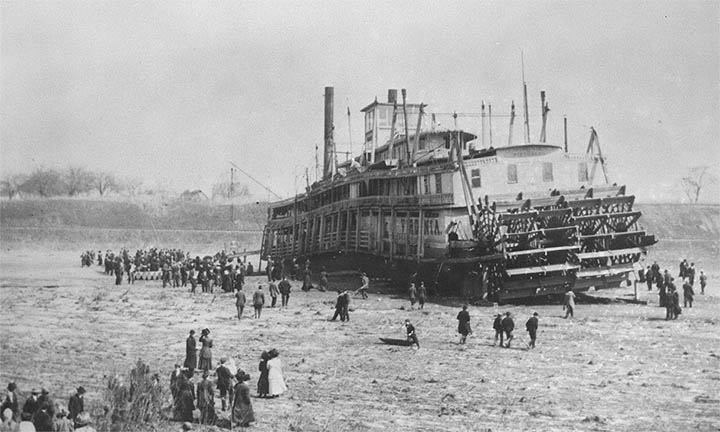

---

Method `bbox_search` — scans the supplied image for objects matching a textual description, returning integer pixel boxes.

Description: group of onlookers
[641,259,708,320]
[1,383,92,432]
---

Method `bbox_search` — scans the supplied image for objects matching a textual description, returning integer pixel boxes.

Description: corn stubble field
[0,201,719,431]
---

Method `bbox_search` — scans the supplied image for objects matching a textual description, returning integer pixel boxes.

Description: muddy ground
[0,249,718,432]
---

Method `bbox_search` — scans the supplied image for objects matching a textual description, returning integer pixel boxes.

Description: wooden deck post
[345,209,351,250]
[376,207,383,254]
[418,209,425,258]
[355,208,361,252]
[390,207,396,257]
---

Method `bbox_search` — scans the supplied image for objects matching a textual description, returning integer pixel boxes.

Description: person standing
[184,330,197,374]
[408,283,418,310]
[646,266,653,291]
[683,279,694,308]
[501,312,515,348]
[198,329,213,372]
[1,383,18,420]
[319,267,329,292]
[253,285,265,319]
[688,263,696,286]
[699,270,707,294]
[665,286,676,320]
[177,381,195,423]
[235,289,246,320]
[196,371,215,425]
[357,273,369,299]
[169,364,183,404]
[267,349,288,398]
[417,282,427,309]
[526,312,539,349]
[278,277,292,307]
[404,319,420,348]
[341,291,351,322]
[216,358,234,412]
[331,291,345,321]
[257,352,270,398]
[456,304,471,344]
[22,389,40,420]
[671,287,681,320]
[563,288,576,319]
[231,371,255,428]
[269,281,279,308]
[302,266,313,291]
[493,313,504,347]
[68,387,85,423]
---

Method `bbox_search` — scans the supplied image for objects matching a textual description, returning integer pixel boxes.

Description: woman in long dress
[256,351,269,398]
[266,349,287,397]
[231,371,255,428]
[199,328,213,372]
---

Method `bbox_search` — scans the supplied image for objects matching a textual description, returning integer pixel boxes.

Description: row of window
[469,162,589,187]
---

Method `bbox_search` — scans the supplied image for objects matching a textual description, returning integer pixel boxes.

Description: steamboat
[260,85,657,301]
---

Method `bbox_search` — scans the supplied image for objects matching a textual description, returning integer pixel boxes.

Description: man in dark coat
[32,402,54,432]
[38,388,54,417]
[235,289,246,320]
[456,304,471,344]
[178,381,195,423]
[331,291,345,322]
[646,266,653,291]
[170,364,183,403]
[683,280,695,308]
[216,357,234,412]
[278,277,292,307]
[493,313,504,347]
[688,263,696,286]
[526,312,539,349]
[404,319,419,348]
[68,386,85,422]
[184,330,197,374]
[699,270,707,295]
[501,312,515,348]
[22,389,41,420]
[253,285,265,319]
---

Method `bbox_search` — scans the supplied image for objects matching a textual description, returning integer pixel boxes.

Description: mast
[347,105,353,158]
[481,101,486,148]
[563,116,568,152]
[539,91,549,143]
[412,103,424,164]
[402,89,411,164]
[522,53,530,144]
[488,104,493,147]
[323,87,334,179]
[508,101,515,146]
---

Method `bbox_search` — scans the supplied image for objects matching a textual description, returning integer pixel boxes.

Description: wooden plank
[576,247,643,260]
[576,263,634,278]
[505,263,580,276]
[506,245,580,257]
[504,226,577,237]
[579,230,645,240]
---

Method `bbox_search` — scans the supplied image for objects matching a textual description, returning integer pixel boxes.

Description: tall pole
[324,87,334,179]
[402,89,411,165]
[347,106,353,159]
[488,104,493,147]
[229,167,234,199]
[481,101,486,148]
[563,116,568,152]
[508,101,515,146]
[522,52,531,144]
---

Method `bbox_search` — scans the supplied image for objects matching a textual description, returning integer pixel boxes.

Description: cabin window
[471,168,481,188]
[423,176,431,194]
[419,137,426,150]
[543,162,553,182]
[365,110,375,133]
[435,174,443,194]
[507,164,518,184]
[578,162,589,182]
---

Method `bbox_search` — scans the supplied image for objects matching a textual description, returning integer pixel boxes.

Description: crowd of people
[84,247,257,294]
[640,258,707,320]
[169,328,288,428]
[0,383,92,432]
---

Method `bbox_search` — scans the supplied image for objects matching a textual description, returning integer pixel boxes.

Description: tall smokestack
[388,89,397,104]
[324,86,334,179]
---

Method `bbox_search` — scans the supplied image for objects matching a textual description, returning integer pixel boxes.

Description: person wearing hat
[74,411,96,431]
[563,288,576,319]
[501,312,515,348]
[417,282,427,309]
[196,370,215,425]
[253,285,265,319]
[231,370,255,427]
[235,288,246,320]
[68,386,86,422]
[1,382,18,420]
[21,389,40,421]
[525,312,540,349]
[278,276,292,307]
[256,352,270,398]
[37,388,54,417]
[31,400,53,432]
[184,330,197,374]
[456,304,471,344]
[198,329,213,372]
[699,270,707,295]
[268,279,279,307]
[492,313,504,347]
[404,319,420,348]
[216,357,234,412]
[408,283,418,310]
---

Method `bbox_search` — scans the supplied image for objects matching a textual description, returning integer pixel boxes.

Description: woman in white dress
[266,348,287,397]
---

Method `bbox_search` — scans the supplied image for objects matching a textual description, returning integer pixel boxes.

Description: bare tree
[64,167,95,196]
[94,171,118,196]
[212,180,250,200]
[0,174,28,200]
[681,166,719,203]
[119,176,143,196]
[19,168,66,197]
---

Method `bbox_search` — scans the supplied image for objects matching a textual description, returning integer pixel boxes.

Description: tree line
[0,167,141,199]
[1,166,252,201]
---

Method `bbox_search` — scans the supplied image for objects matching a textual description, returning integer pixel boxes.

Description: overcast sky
[2,1,718,202]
